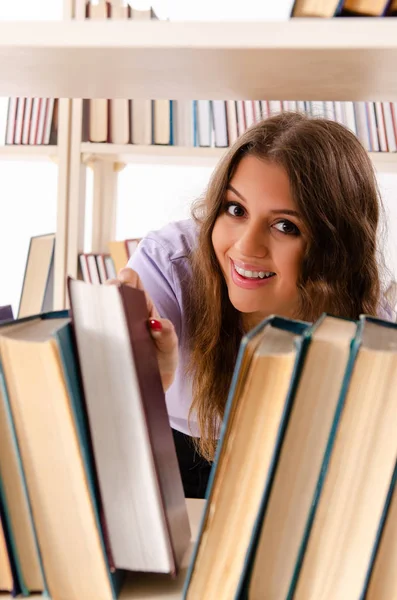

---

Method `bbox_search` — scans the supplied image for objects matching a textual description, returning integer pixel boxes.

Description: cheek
[278,241,305,284]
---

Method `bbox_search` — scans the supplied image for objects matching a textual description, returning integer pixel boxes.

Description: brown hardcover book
[68,278,191,574]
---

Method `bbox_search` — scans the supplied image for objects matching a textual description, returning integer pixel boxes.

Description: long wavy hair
[187,111,385,461]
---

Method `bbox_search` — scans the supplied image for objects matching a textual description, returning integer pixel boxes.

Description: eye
[225,202,246,218]
[273,219,300,236]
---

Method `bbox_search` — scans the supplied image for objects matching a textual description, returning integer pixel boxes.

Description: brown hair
[187,111,384,460]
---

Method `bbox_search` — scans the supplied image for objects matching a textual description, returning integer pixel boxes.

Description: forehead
[229,155,296,210]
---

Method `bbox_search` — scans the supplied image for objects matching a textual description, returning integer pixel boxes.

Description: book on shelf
[184,314,397,600]
[4,98,58,147]
[0,279,190,599]
[18,233,55,319]
[81,99,397,154]
[0,305,14,324]
[79,238,140,284]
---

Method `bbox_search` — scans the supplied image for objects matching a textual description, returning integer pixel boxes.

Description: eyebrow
[227,184,301,218]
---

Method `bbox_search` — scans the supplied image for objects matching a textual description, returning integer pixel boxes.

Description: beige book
[108,240,129,275]
[248,316,357,599]
[153,99,171,145]
[366,479,397,599]
[186,324,299,600]
[343,0,389,14]
[0,317,115,600]
[292,0,342,17]
[109,0,130,144]
[88,0,109,142]
[294,318,397,599]
[18,233,55,318]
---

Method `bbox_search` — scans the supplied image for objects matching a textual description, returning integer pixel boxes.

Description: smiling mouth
[233,263,276,280]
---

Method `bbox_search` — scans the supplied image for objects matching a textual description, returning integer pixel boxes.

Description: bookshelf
[0,20,397,100]
[0,145,58,161]
[81,143,397,171]
[3,14,397,308]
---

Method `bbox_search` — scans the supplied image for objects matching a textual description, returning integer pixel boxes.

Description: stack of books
[0,279,190,599]
[184,313,397,599]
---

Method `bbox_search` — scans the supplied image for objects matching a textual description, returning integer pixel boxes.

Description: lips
[230,259,276,290]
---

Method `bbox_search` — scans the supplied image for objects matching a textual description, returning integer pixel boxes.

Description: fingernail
[149,319,162,332]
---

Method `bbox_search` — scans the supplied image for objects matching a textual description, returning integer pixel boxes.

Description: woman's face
[212,155,307,327]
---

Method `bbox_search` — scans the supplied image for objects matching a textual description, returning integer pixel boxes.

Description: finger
[148,318,177,353]
[115,268,160,320]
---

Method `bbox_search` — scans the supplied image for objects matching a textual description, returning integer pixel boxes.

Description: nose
[234,222,270,259]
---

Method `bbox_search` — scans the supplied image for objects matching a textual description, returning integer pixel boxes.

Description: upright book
[183,316,310,599]
[0,311,121,600]
[68,278,190,575]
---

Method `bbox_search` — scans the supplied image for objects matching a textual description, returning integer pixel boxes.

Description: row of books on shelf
[79,238,140,285]
[0,295,396,598]
[5,98,397,154]
[4,98,58,147]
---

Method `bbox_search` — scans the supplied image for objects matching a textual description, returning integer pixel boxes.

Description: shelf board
[0,145,58,161]
[81,143,226,166]
[81,144,397,173]
[1,20,397,100]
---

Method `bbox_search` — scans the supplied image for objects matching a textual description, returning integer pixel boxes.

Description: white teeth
[234,264,275,279]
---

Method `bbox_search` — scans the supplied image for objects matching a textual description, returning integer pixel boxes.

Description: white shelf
[81,144,397,173]
[0,145,58,161]
[81,143,226,166]
[1,20,397,99]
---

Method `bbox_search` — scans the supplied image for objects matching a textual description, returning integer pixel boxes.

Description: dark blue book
[183,315,311,600]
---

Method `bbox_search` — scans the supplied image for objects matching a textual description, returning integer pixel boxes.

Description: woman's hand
[106,267,178,392]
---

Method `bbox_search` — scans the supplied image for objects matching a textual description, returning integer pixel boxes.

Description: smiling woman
[117,111,390,496]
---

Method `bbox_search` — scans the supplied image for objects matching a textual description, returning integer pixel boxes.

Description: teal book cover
[55,321,125,597]
[182,315,310,600]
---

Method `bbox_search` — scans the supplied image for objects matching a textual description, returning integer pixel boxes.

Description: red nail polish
[149,319,162,332]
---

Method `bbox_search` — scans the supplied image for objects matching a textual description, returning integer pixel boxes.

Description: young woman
[109,111,391,498]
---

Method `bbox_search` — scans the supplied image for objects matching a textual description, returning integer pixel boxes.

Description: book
[292,0,344,16]
[0,306,14,324]
[242,315,358,599]
[363,461,397,599]
[68,279,191,574]
[0,317,47,595]
[292,316,397,599]
[183,316,310,599]
[18,233,55,318]
[108,239,129,275]
[0,311,121,600]
[0,503,17,595]
[342,0,391,16]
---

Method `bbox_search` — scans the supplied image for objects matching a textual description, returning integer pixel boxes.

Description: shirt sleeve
[127,238,182,339]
